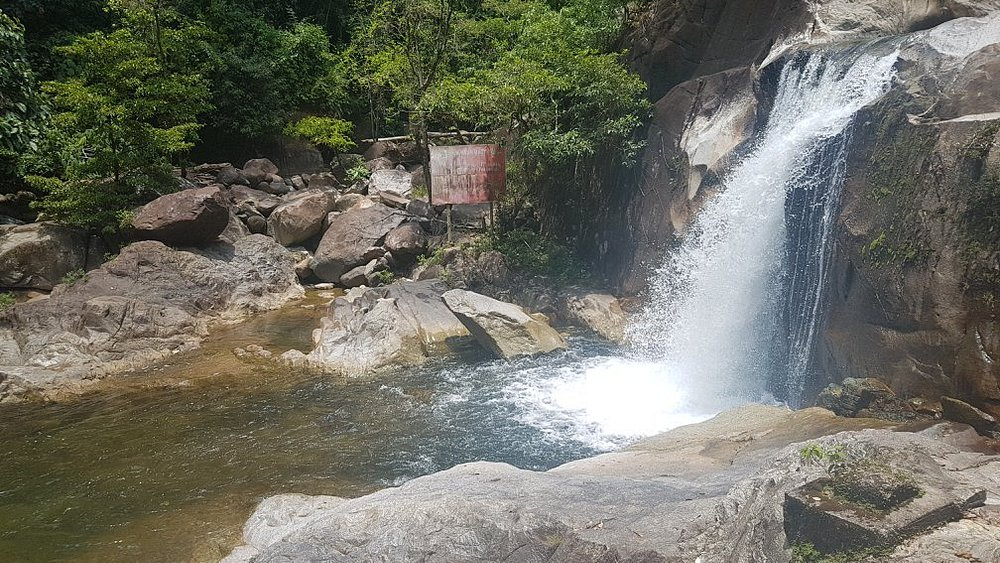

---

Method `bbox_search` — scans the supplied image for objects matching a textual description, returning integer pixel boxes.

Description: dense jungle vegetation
[1,0,649,235]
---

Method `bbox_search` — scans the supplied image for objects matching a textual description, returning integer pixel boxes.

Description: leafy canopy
[26,0,211,230]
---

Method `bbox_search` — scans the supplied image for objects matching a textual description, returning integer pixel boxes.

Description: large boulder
[312,204,410,282]
[442,289,567,359]
[368,169,414,197]
[220,494,348,563]
[266,189,336,246]
[384,222,427,262]
[301,281,474,375]
[304,288,428,376]
[384,280,472,354]
[215,166,249,187]
[131,186,230,246]
[0,235,302,402]
[0,223,91,290]
[243,158,279,187]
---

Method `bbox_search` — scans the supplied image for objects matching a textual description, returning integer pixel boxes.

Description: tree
[25,1,211,231]
[284,115,356,156]
[0,12,47,193]
[344,0,461,200]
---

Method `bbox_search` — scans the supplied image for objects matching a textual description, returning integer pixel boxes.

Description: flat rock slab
[785,479,986,553]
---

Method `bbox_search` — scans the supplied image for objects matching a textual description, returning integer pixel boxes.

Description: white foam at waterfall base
[506,356,717,451]
[495,47,901,451]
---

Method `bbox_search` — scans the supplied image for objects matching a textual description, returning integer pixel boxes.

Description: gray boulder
[228,404,1000,563]
[0,223,91,290]
[384,222,427,262]
[220,494,348,563]
[301,172,339,190]
[304,288,427,376]
[333,194,374,213]
[131,186,230,246]
[216,166,249,187]
[442,289,567,359]
[243,158,279,187]
[300,280,473,375]
[368,169,413,197]
[266,190,336,246]
[229,186,282,216]
[312,204,410,282]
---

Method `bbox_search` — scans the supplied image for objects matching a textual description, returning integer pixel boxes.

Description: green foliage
[790,542,891,563]
[196,2,349,139]
[799,443,848,478]
[0,292,16,311]
[284,116,355,153]
[60,268,87,285]
[25,0,211,230]
[417,245,451,267]
[0,12,48,185]
[346,163,371,183]
[476,229,587,282]
[371,269,396,286]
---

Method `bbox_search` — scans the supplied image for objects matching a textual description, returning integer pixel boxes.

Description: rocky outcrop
[131,186,230,246]
[442,289,567,359]
[312,204,410,282]
[367,169,413,197]
[383,222,426,263]
[225,404,1000,562]
[0,235,302,402]
[0,223,97,290]
[820,14,1000,418]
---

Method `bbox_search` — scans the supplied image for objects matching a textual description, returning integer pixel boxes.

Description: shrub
[476,229,587,283]
[0,292,16,311]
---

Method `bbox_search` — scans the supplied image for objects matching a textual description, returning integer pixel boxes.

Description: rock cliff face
[821,15,1000,416]
[612,0,1000,294]
[610,1,1000,414]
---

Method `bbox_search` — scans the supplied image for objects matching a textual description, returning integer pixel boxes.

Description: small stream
[0,295,715,562]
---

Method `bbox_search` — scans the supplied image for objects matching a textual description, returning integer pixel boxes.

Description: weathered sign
[429,144,506,205]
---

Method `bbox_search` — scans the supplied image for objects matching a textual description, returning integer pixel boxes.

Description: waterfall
[628,46,900,409]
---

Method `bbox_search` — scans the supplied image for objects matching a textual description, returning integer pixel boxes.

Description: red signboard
[429,145,506,205]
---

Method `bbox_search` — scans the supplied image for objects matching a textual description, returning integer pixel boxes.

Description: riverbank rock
[131,186,230,246]
[312,204,410,282]
[442,289,567,359]
[0,223,92,290]
[242,158,279,187]
[266,189,336,246]
[305,287,427,376]
[301,281,475,375]
[226,404,1000,562]
[0,235,302,402]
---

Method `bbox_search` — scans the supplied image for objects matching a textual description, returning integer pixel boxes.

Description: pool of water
[0,296,718,562]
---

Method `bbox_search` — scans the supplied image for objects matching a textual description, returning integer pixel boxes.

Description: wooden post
[489,201,495,237]
[446,204,453,243]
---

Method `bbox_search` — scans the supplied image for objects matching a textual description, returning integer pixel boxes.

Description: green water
[0,297,612,562]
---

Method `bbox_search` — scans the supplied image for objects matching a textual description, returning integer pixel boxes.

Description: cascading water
[627,45,901,410]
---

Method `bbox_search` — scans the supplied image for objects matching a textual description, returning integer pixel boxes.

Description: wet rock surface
[225,404,1000,562]
[0,235,302,402]
[443,289,567,359]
